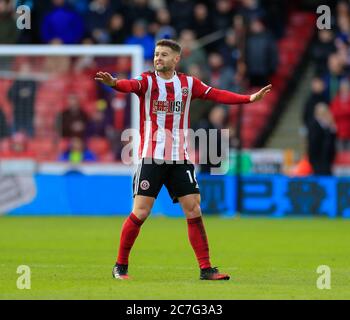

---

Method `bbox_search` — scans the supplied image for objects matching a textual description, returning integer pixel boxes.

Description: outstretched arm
[205,88,250,104]
[94,71,140,93]
[204,84,272,104]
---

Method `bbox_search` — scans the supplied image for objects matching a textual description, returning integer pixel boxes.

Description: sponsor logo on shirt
[152,100,185,114]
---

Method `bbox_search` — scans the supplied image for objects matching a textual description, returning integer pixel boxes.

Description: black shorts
[133,158,200,203]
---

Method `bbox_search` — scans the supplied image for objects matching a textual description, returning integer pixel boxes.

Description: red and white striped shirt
[114,71,251,161]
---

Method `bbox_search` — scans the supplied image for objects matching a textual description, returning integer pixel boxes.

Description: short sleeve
[191,77,212,99]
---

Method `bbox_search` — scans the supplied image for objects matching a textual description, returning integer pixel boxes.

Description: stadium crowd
[302,0,350,175]
[0,0,285,163]
[1,0,349,175]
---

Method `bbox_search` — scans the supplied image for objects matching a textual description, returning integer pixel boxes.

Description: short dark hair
[155,39,182,54]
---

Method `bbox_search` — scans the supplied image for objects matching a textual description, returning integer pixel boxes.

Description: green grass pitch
[0,216,349,300]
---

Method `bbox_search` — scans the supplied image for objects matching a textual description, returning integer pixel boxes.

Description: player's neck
[156,70,176,80]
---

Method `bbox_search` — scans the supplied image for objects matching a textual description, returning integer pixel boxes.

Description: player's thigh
[178,193,202,219]
[133,158,164,199]
[132,158,165,219]
[165,161,200,203]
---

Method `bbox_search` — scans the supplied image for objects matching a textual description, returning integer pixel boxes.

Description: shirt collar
[155,71,177,82]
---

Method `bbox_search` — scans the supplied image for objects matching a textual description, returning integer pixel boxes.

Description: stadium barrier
[2,164,349,217]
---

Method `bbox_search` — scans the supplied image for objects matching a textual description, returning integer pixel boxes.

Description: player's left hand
[94,71,117,87]
[250,84,272,102]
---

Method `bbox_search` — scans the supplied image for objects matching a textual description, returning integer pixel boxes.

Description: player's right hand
[94,71,117,87]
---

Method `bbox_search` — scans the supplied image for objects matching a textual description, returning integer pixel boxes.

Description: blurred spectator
[148,0,166,10]
[187,63,213,126]
[227,123,238,149]
[212,0,235,32]
[323,53,346,102]
[7,62,37,137]
[232,14,247,48]
[56,94,89,139]
[197,105,228,173]
[336,39,350,74]
[86,100,114,138]
[127,0,156,28]
[302,77,327,130]
[330,78,350,151]
[168,0,194,33]
[0,108,9,138]
[66,0,90,15]
[108,13,128,44]
[237,0,266,25]
[23,0,52,43]
[335,13,350,45]
[59,137,97,163]
[0,132,35,158]
[245,18,278,86]
[207,52,237,91]
[84,0,113,44]
[219,28,246,89]
[73,54,97,73]
[178,29,207,73]
[261,0,287,39]
[188,62,210,83]
[336,0,350,16]
[311,30,337,76]
[190,3,213,39]
[219,29,241,71]
[152,7,176,41]
[125,20,155,61]
[43,55,71,75]
[307,103,336,175]
[110,90,130,131]
[40,0,85,44]
[0,0,18,44]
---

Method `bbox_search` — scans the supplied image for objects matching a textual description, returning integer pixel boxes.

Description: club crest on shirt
[140,180,150,190]
[182,87,189,96]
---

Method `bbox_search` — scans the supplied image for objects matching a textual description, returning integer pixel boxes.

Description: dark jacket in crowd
[311,41,337,76]
[302,93,327,128]
[0,108,9,138]
[8,79,37,136]
[307,119,336,175]
[0,11,18,44]
[245,30,278,86]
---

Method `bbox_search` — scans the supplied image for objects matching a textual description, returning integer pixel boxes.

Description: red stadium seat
[247,100,272,116]
[100,152,115,162]
[28,139,56,161]
[87,137,110,158]
[270,73,287,92]
[334,152,350,165]
[58,138,69,153]
[0,138,10,152]
[279,50,300,68]
[0,79,13,121]
[264,90,278,106]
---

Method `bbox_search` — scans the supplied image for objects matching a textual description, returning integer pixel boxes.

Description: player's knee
[133,206,151,221]
[185,201,202,218]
